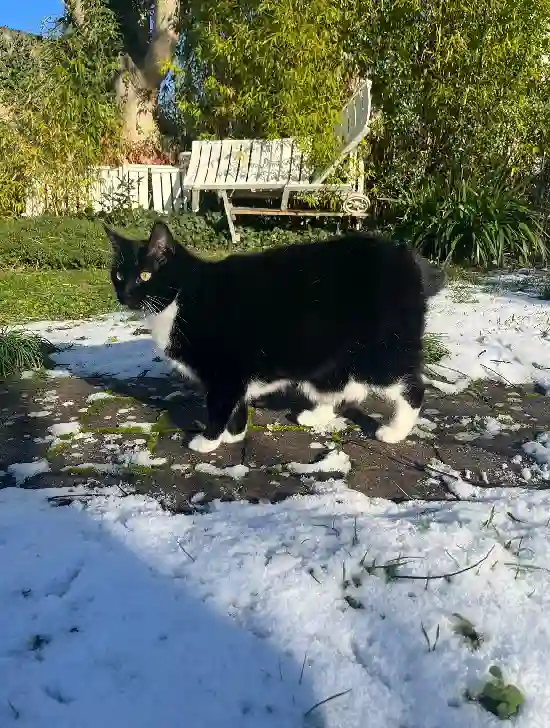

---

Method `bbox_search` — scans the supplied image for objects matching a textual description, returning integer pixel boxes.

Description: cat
[106,221,445,453]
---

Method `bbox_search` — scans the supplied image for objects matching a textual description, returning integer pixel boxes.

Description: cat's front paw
[188,434,222,453]
[375,425,407,444]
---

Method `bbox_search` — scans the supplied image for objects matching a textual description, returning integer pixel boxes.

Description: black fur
[107,222,445,451]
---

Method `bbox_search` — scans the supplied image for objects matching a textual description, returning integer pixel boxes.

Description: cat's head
[105,221,179,313]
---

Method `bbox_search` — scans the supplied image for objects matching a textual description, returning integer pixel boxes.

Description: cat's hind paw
[188,434,222,453]
[375,424,408,444]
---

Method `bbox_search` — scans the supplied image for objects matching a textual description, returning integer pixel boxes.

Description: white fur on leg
[188,434,222,453]
[375,383,420,444]
[297,405,336,428]
[221,427,247,444]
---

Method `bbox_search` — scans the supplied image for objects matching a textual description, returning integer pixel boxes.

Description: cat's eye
[139,271,152,282]
[115,272,123,281]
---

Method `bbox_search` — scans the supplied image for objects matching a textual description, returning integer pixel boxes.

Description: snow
[118,421,154,433]
[122,449,167,468]
[0,483,549,727]
[86,392,116,403]
[7,459,50,485]
[427,284,550,390]
[195,463,250,480]
[49,422,81,438]
[288,450,352,476]
[23,282,550,392]
[523,432,550,466]
[522,432,550,480]
[296,408,349,433]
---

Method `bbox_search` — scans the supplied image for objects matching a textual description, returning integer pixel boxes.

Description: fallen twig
[299,651,308,685]
[177,540,196,562]
[479,362,514,387]
[304,689,352,718]
[386,546,495,582]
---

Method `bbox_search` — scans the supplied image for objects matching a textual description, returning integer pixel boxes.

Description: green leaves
[175,0,354,169]
[393,168,547,267]
[353,0,550,211]
[0,0,122,217]
[0,329,52,379]
[476,666,525,720]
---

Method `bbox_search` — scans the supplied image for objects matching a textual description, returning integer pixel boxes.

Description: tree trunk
[114,59,158,146]
[67,0,180,151]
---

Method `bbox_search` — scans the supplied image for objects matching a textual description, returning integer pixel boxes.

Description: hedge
[0,212,338,271]
[0,217,110,270]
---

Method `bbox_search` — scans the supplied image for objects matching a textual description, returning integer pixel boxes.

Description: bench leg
[281,188,290,211]
[191,189,200,213]
[220,190,240,244]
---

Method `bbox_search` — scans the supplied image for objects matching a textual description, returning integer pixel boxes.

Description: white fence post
[23,154,192,217]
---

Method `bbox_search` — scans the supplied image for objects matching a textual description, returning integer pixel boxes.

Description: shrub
[176,0,354,169]
[0,1,122,217]
[0,217,111,270]
[103,207,337,252]
[392,170,547,267]
[0,213,340,271]
[0,329,52,378]
[353,0,550,202]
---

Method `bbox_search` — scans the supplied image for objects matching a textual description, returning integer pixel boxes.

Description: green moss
[79,394,134,423]
[62,465,115,476]
[92,425,151,435]
[266,423,311,433]
[126,463,155,476]
[146,431,160,452]
[46,441,70,457]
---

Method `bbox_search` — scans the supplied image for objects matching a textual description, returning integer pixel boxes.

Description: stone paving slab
[0,373,549,511]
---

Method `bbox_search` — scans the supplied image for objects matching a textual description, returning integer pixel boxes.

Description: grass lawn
[0,269,116,325]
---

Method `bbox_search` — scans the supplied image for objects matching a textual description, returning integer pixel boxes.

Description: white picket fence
[24,155,192,217]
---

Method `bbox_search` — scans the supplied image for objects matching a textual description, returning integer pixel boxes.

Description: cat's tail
[414,253,446,298]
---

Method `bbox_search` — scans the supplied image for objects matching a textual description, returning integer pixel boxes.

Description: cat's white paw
[375,425,408,444]
[221,428,247,444]
[188,434,222,453]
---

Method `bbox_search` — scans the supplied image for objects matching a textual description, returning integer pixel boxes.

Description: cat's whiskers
[141,301,157,319]
[144,296,167,315]
[142,297,162,316]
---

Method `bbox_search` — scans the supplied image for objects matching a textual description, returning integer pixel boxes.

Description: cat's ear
[104,224,134,259]
[147,221,176,262]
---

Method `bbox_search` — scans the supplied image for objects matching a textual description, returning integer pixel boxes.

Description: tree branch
[66,0,86,28]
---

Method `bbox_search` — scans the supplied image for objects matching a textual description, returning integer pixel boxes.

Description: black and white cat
[106,221,445,453]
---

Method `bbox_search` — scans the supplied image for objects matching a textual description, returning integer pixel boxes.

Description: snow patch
[86,391,116,403]
[48,422,81,438]
[7,459,50,485]
[195,463,250,480]
[288,450,351,476]
[122,450,167,468]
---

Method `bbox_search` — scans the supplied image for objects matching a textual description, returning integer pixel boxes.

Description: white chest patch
[146,300,199,382]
